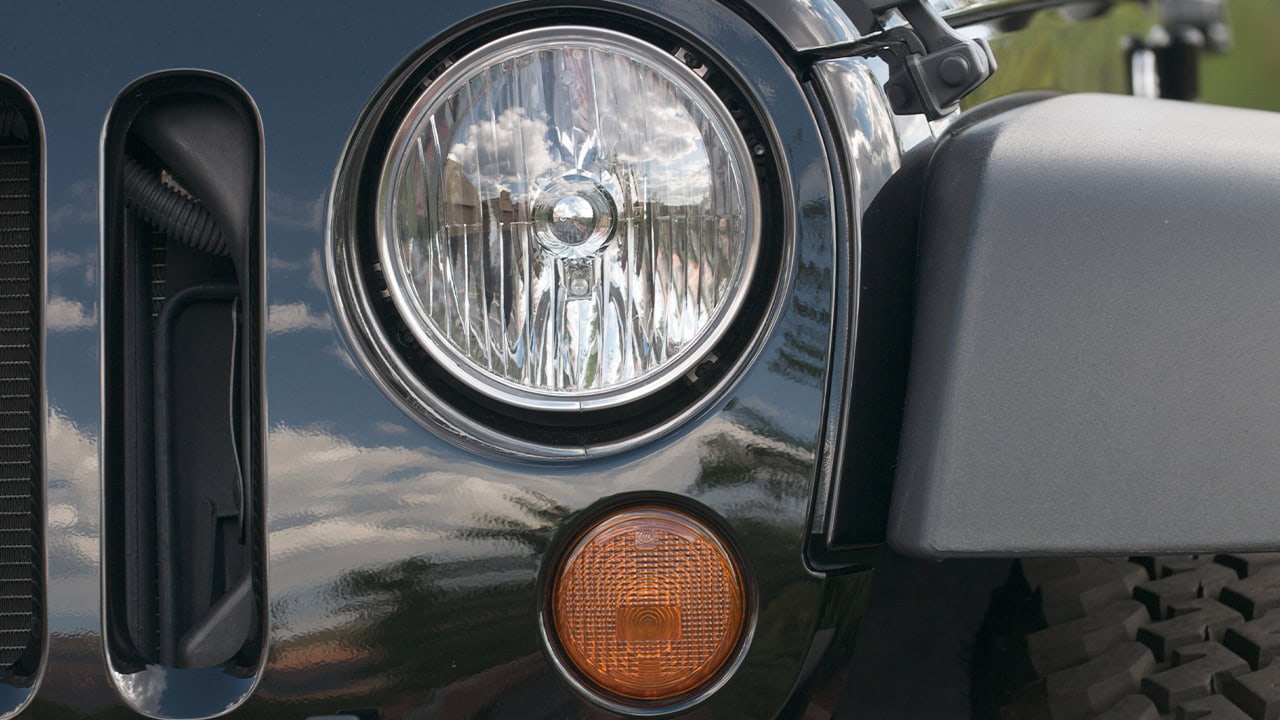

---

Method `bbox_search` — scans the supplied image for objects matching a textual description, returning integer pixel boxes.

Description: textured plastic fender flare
[891,93,1280,556]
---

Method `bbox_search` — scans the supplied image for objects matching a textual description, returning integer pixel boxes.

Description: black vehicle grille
[0,106,42,670]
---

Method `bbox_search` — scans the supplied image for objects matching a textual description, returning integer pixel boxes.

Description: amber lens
[548,505,749,704]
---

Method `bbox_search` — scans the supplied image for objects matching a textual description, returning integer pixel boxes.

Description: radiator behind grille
[0,104,42,672]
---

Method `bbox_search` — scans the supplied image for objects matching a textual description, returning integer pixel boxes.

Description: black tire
[974,554,1280,719]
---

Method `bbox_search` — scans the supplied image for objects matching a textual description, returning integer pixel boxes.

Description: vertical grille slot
[102,73,265,718]
[0,93,43,678]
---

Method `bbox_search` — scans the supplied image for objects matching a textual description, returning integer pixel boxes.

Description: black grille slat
[150,228,167,320]
[0,128,39,670]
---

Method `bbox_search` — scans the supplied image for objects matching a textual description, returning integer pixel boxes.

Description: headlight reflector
[378,27,760,410]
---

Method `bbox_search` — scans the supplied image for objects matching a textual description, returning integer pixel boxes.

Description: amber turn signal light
[546,505,750,706]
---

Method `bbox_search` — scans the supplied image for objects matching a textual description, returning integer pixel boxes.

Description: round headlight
[378,26,760,410]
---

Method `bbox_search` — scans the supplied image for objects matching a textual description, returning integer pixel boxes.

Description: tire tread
[999,553,1280,719]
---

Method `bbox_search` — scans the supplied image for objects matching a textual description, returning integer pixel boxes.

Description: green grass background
[966,0,1280,110]
[1201,0,1280,111]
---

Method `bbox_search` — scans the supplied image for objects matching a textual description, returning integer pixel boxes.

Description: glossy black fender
[2,0,857,717]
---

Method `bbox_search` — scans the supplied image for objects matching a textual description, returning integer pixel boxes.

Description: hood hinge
[824,0,998,120]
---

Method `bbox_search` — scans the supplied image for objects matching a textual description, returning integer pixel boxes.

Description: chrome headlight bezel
[327,12,789,458]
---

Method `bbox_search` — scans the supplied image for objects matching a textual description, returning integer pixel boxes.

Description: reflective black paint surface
[5,0,1169,715]
[5,1,862,717]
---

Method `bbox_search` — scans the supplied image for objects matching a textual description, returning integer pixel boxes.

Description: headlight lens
[378,27,760,410]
